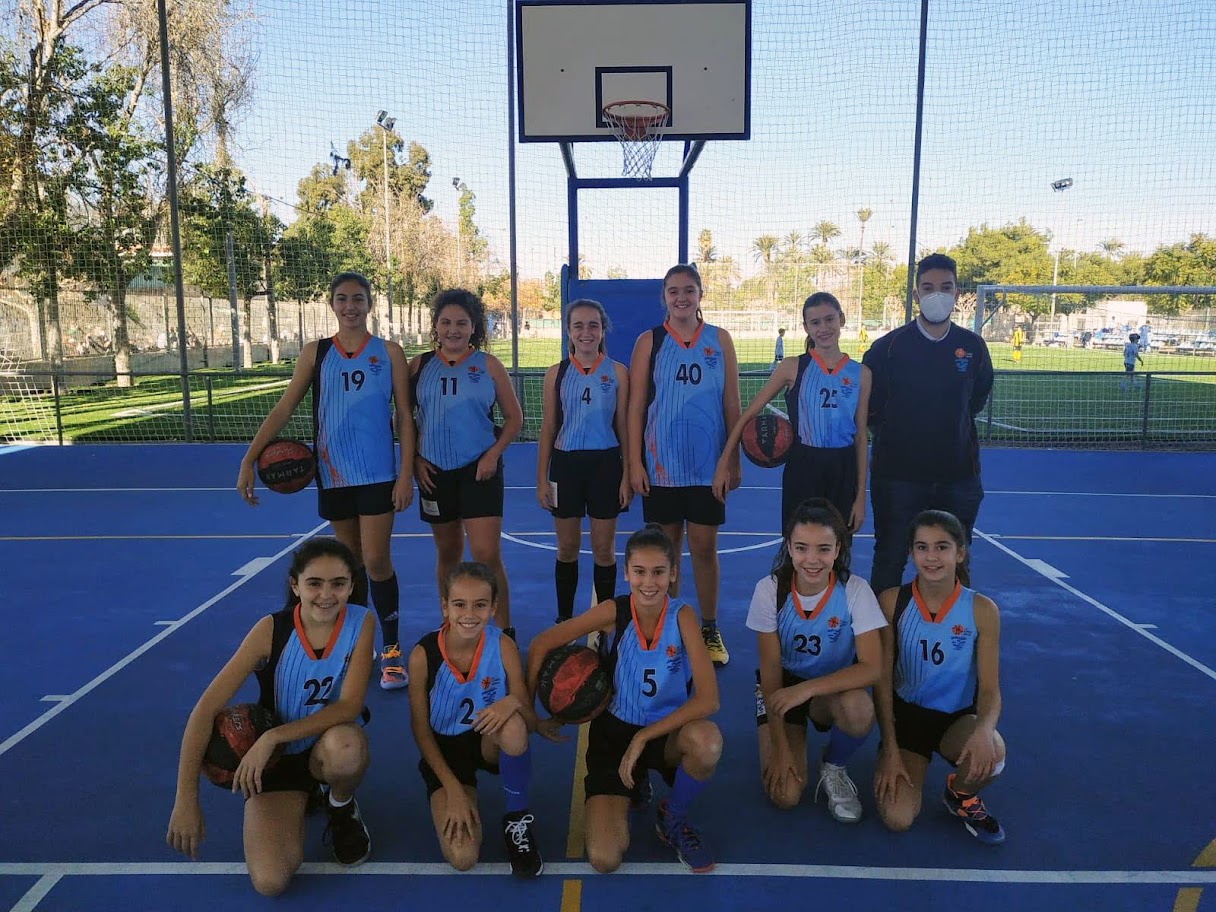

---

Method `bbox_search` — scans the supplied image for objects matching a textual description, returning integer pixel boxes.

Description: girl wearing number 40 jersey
[629,264,741,667]
[411,289,523,635]
[526,525,722,874]
[536,299,632,623]
[237,272,414,692]
[874,510,1007,845]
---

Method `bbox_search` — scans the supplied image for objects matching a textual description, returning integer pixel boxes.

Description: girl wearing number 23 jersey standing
[237,272,414,692]
[628,264,741,666]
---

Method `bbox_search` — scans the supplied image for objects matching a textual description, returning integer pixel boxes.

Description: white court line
[0,861,1214,884]
[9,874,60,912]
[0,521,330,759]
[974,527,1216,683]
[989,535,1216,544]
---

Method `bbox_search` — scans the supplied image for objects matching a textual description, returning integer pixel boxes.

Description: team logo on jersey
[480,674,501,702]
[950,623,971,650]
[840,375,852,386]
[702,346,720,368]
[954,348,973,373]
[665,642,683,674]
[366,354,384,375]
[825,615,844,642]
[600,373,613,393]
[467,364,483,383]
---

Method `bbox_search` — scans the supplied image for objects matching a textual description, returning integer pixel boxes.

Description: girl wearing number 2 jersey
[873,510,1007,845]
[628,264,741,667]
[237,272,414,692]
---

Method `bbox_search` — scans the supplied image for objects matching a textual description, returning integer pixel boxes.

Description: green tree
[1143,234,1216,312]
[696,228,717,264]
[948,220,1055,325]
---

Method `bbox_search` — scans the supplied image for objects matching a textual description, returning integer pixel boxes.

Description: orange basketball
[256,438,316,494]
[741,414,794,468]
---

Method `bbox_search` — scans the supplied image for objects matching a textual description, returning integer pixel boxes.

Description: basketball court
[2,442,1215,912]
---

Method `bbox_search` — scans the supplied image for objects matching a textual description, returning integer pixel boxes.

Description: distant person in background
[862,253,993,596]
[772,327,786,369]
[1138,322,1151,352]
[1120,333,1144,392]
[1010,326,1024,364]
[857,324,870,354]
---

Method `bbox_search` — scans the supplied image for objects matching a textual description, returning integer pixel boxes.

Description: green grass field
[3,341,1214,447]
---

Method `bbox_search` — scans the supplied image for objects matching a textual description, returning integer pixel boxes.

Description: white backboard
[516,0,751,142]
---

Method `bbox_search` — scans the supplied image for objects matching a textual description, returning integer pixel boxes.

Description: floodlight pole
[1050,177,1073,320]
[376,112,396,339]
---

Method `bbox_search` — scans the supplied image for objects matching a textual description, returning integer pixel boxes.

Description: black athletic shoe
[323,797,371,866]
[305,783,327,816]
[502,810,543,878]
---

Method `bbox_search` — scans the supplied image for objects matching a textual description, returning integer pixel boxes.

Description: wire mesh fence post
[51,370,64,445]
[1141,372,1152,443]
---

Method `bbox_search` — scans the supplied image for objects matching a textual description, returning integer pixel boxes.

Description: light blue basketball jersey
[786,352,862,449]
[423,626,507,737]
[644,323,727,487]
[314,335,396,489]
[607,598,692,726]
[270,604,371,755]
[554,355,620,452]
[894,583,979,713]
[414,350,497,470]
[776,574,857,679]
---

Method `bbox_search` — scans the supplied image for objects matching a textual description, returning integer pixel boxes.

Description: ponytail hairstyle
[429,288,488,351]
[566,298,611,355]
[283,537,360,610]
[802,291,843,352]
[624,523,679,570]
[441,560,499,603]
[661,263,704,323]
[770,498,852,612]
[907,509,970,588]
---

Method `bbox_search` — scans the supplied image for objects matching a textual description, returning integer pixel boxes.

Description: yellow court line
[565,722,591,859]
[1195,838,1216,868]
[559,879,582,912]
[1173,836,1216,912]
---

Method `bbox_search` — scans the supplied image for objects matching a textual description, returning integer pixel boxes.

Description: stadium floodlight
[1050,177,1074,315]
[1051,177,1074,191]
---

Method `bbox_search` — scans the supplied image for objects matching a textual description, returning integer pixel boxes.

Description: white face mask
[918,291,955,324]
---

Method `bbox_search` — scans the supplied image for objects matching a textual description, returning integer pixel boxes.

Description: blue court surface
[2,443,1215,912]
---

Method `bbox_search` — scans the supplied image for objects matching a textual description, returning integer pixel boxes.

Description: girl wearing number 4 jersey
[714,291,871,535]
[748,499,885,824]
[874,510,1007,844]
[237,272,414,692]
[629,264,742,666]
[411,289,523,635]
[536,299,632,623]
[526,525,722,874]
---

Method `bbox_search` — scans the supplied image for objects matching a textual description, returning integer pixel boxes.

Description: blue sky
[231,0,1216,281]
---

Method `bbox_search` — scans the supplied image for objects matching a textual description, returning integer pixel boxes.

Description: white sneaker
[815,759,863,823]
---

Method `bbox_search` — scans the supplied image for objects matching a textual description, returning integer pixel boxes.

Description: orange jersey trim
[629,595,670,652]
[911,579,962,625]
[437,623,485,684]
[439,346,477,369]
[791,572,836,620]
[811,350,851,376]
[331,332,372,360]
[573,352,606,376]
[663,318,706,350]
[292,603,348,660]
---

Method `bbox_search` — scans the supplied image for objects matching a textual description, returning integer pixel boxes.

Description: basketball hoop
[602,100,670,179]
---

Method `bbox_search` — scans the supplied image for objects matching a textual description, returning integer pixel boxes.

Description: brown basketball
[741,413,794,468]
[256,438,316,494]
[201,703,281,789]
[536,644,612,724]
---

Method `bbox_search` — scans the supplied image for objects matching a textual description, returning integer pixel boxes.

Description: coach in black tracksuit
[862,253,994,595]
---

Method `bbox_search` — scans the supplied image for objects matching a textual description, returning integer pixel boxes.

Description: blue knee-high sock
[500,746,532,813]
[369,573,400,648]
[823,727,867,766]
[668,767,709,819]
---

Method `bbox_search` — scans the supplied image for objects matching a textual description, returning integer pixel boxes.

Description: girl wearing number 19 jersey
[628,264,741,666]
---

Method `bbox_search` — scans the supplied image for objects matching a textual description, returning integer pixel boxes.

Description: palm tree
[1097,237,1125,259]
[869,241,894,268]
[783,230,805,303]
[752,234,780,307]
[697,228,717,264]
[812,220,841,247]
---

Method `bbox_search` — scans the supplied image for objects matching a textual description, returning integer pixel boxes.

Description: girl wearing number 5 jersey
[874,510,1007,844]
[536,299,631,623]
[628,264,741,666]
[237,272,414,692]
[526,525,722,874]
[411,289,523,635]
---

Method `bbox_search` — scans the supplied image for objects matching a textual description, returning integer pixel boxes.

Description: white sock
[329,793,352,809]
